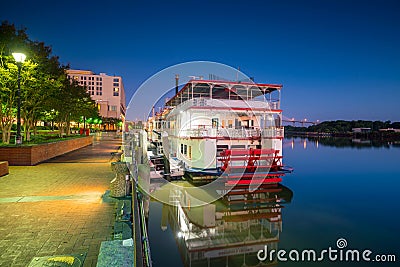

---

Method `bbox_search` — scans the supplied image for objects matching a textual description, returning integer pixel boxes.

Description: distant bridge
[282,116,320,126]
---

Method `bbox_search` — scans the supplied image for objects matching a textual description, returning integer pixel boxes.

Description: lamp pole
[12,53,26,145]
[16,63,22,144]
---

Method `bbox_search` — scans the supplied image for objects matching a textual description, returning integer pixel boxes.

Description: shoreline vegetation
[285,120,400,137]
[284,120,400,147]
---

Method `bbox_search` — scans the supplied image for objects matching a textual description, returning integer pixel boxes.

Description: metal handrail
[138,193,153,267]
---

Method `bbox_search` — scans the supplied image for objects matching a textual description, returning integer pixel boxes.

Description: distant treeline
[285,120,400,133]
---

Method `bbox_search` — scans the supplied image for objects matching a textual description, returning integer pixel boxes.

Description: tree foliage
[0,21,99,143]
[286,120,399,133]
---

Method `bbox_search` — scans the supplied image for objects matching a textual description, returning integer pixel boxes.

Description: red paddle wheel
[218,148,284,185]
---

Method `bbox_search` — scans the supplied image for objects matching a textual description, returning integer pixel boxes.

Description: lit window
[113,87,119,96]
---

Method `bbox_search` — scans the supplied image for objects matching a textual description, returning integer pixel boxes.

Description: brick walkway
[0,132,122,267]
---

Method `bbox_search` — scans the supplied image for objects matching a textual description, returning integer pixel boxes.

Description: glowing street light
[12,52,26,145]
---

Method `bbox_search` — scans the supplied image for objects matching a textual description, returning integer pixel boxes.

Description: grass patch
[0,134,87,147]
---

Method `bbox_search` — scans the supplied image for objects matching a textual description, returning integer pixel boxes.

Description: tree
[0,21,30,143]
[52,79,99,136]
[0,21,99,143]
[21,40,65,141]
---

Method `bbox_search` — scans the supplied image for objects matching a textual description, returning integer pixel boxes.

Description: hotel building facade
[66,69,126,121]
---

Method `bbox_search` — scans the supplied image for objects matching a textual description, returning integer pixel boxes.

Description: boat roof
[165,79,282,107]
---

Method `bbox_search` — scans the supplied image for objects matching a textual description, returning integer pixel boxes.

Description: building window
[113,88,119,96]
[111,105,117,111]
[113,78,119,82]
[113,82,119,87]
[84,76,86,80]
[180,144,184,154]
[96,77,99,81]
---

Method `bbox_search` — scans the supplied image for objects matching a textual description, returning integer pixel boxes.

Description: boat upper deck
[165,79,282,107]
[167,98,282,118]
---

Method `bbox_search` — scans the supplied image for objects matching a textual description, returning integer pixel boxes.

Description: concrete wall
[0,136,93,166]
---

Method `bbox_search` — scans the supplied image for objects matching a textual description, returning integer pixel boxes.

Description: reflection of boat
[159,184,293,267]
[146,78,290,184]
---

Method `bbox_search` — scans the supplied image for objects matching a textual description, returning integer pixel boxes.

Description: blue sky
[3,0,400,121]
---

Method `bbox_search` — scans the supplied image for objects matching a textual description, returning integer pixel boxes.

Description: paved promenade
[0,133,122,267]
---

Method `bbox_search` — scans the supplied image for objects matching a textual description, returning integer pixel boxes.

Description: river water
[146,138,400,266]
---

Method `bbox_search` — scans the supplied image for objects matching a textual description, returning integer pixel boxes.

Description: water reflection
[285,136,400,149]
[151,184,293,267]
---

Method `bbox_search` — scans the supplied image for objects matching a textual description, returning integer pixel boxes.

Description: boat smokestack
[175,74,179,95]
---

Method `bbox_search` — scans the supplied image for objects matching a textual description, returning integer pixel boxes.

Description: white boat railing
[174,98,280,112]
[180,127,283,138]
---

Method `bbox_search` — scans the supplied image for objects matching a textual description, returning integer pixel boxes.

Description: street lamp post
[12,52,26,145]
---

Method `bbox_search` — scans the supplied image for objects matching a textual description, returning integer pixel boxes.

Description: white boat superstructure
[146,79,287,182]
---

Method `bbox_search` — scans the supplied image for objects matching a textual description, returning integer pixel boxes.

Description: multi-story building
[66,69,126,121]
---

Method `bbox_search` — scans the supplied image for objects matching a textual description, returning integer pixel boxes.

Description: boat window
[235,119,241,129]
[212,118,219,129]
